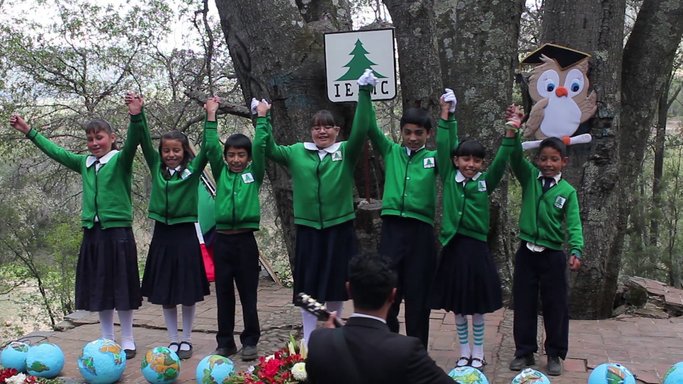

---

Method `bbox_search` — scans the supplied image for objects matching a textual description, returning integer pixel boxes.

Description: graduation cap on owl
[519,43,597,150]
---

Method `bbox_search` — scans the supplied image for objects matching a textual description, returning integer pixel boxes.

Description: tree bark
[540,0,626,319]
[214,0,354,264]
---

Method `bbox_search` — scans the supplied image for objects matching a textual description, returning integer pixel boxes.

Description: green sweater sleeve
[344,85,372,164]
[251,116,270,184]
[366,90,392,157]
[565,190,584,257]
[436,116,457,183]
[265,122,291,165]
[118,113,140,169]
[133,110,159,172]
[509,132,535,185]
[26,129,83,172]
[484,136,515,193]
[204,120,224,181]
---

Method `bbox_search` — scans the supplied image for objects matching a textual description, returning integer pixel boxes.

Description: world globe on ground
[511,368,551,384]
[1,341,30,372]
[588,363,636,384]
[25,343,65,379]
[195,354,235,383]
[77,339,127,384]
[447,366,489,384]
[140,346,181,383]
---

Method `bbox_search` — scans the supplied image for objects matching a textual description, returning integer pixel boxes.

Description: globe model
[511,368,551,384]
[447,366,489,384]
[588,363,636,384]
[25,343,65,379]
[195,355,235,383]
[1,341,30,372]
[663,362,683,384]
[77,339,127,384]
[141,346,181,383]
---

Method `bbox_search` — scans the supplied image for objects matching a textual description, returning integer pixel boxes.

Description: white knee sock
[472,313,485,360]
[117,310,135,350]
[455,313,470,357]
[301,308,319,345]
[181,305,195,343]
[325,301,344,319]
[163,307,179,343]
[99,310,115,341]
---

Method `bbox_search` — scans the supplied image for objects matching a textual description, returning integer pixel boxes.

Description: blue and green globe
[141,346,180,383]
[1,341,30,372]
[511,368,551,384]
[195,354,235,383]
[77,339,127,384]
[663,362,683,384]
[588,363,636,384]
[25,343,65,379]
[447,366,489,383]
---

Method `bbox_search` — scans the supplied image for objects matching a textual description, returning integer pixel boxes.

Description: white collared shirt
[536,172,562,189]
[86,149,119,173]
[304,142,342,160]
[167,165,182,176]
[455,170,482,185]
[349,312,387,324]
[405,145,426,157]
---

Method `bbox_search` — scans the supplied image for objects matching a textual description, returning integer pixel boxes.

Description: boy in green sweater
[507,105,583,376]
[205,96,268,361]
[365,78,438,347]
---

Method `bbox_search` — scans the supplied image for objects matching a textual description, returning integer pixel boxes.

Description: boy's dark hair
[223,133,252,158]
[452,138,486,159]
[538,137,567,157]
[84,119,118,150]
[348,252,397,311]
[311,110,337,128]
[400,108,432,131]
[159,130,193,170]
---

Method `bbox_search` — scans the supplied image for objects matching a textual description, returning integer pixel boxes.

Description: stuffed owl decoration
[521,44,597,150]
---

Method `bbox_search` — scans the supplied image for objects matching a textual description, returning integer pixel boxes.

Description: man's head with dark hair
[347,252,397,311]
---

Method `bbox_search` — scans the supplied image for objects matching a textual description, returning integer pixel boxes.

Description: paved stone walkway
[11,279,683,383]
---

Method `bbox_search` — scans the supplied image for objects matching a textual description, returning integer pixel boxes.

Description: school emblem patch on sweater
[242,173,255,183]
[554,196,566,208]
[332,151,343,161]
[423,157,435,168]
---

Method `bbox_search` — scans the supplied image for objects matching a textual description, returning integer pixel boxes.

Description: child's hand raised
[256,99,271,117]
[9,114,30,134]
[505,104,524,129]
[205,96,221,114]
[357,68,378,87]
[125,92,144,115]
[440,88,457,113]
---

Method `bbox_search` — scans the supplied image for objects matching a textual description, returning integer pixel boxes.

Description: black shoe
[241,345,258,361]
[177,341,193,360]
[212,346,238,357]
[509,354,534,371]
[124,348,137,360]
[546,356,562,376]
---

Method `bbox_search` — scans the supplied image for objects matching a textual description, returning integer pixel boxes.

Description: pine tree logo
[336,39,387,81]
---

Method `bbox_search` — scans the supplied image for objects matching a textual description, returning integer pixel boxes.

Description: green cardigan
[265,86,371,229]
[367,98,437,226]
[437,116,515,245]
[135,110,208,225]
[509,135,584,256]
[205,117,268,231]
[26,120,140,229]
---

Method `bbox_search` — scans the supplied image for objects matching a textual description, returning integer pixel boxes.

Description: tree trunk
[540,0,626,319]
[650,71,671,247]
[435,0,525,300]
[214,0,354,265]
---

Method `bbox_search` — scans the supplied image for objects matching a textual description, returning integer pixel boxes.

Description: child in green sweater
[506,105,583,376]
[205,96,268,361]
[430,89,517,370]
[10,105,142,360]
[130,92,210,360]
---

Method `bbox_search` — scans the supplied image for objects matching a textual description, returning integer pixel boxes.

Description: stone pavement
[14,278,683,383]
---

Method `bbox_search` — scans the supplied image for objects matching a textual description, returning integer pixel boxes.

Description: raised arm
[506,104,535,184]
[263,99,292,165]
[251,100,271,184]
[436,88,458,182]
[203,96,224,180]
[484,123,518,193]
[11,114,83,172]
[125,92,156,171]
[117,92,142,169]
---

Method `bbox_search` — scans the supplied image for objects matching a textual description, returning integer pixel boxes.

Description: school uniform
[509,136,584,360]
[365,99,437,347]
[265,86,372,303]
[26,121,142,311]
[206,117,268,351]
[134,110,210,307]
[431,117,515,315]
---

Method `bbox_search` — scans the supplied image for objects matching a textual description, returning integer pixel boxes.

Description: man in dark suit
[306,252,453,384]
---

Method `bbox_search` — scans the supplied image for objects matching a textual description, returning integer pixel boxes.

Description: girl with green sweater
[9,104,142,360]
[131,93,210,360]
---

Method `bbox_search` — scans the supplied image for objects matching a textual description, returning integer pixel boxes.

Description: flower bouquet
[227,336,307,384]
[0,368,57,384]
